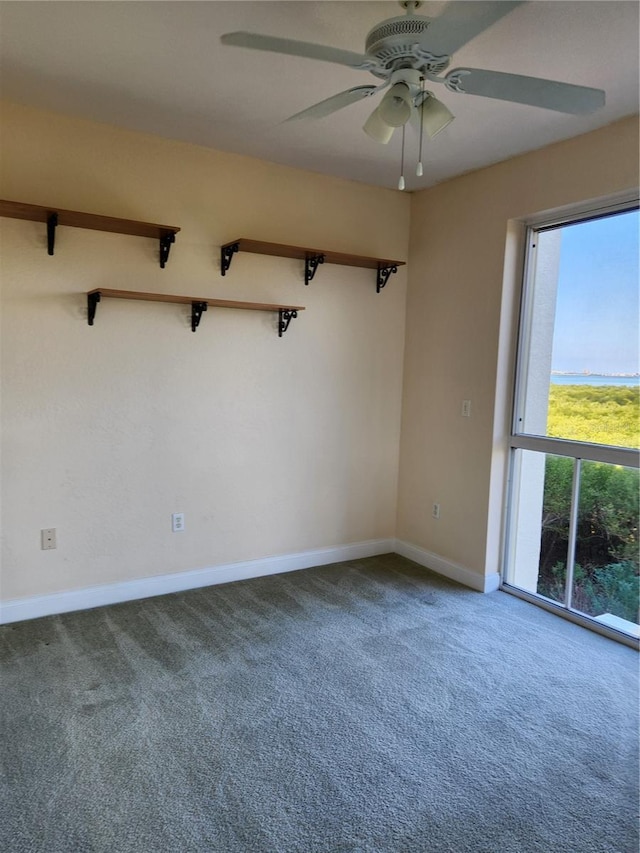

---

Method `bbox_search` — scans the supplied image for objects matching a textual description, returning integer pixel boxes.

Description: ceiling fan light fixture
[363,106,395,144]
[378,83,413,128]
[420,93,455,138]
[220,2,607,192]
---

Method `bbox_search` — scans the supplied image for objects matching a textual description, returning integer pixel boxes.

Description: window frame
[510,196,640,469]
[501,195,640,647]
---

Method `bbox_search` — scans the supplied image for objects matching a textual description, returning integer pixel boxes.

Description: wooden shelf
[1,199,180,268]
[220,238,405,292]
[87,288,305,336]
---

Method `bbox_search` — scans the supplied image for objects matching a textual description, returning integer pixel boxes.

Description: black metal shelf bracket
[159,232,175,269]
[191,301,208,332]
[376,263,398,293]
[87,291,101,326]
[47,213,58,256]
[304,253,325,285]
[221,242,239,276]
[278,309,298,337]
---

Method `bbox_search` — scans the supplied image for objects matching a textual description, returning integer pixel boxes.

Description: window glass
[517,209,639,449]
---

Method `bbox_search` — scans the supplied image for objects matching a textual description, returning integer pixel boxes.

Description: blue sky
[550,208,639,374]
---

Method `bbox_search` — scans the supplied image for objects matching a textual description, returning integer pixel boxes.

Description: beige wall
[397,116,639,583]
[2,101,638,606]
[0,101,410,601]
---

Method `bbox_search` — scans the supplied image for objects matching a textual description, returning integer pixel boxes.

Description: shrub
[538,560,639,624]
[546,384,639,448]
[537,455,639,623]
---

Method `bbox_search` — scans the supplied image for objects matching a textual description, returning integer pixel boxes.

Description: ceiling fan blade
[444,68,605,114]
[221,32,378,71]
[420,1,524,56]
[285,86,380,122]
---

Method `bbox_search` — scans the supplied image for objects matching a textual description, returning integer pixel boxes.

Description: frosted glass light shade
[421,94,455,138]
[363,107,394,144]
[378,83,413,128]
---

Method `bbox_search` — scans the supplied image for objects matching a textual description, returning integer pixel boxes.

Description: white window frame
[502,194,640,647]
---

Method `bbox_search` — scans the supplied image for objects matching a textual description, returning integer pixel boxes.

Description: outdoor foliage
[537,385,639,624]
[539,561,639,623]
[547,384,639,448]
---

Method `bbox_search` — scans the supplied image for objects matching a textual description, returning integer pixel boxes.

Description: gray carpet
[1,554,638,853]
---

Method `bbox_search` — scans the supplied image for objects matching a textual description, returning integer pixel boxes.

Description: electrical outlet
[41,528,57,550]
[172,512,185,533]
[432,503,440,520]
[462,400,472,417]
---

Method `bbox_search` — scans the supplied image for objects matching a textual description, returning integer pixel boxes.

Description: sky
[549,207,639,375]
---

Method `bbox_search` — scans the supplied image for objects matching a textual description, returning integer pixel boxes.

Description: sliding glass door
[504,203,639,642]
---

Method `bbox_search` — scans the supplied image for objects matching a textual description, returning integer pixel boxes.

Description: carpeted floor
[1,553,638,853]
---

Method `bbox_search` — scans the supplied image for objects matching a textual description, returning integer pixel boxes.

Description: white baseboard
[0,538,395,625]
[394,539,500,593]
[0,537,500,625]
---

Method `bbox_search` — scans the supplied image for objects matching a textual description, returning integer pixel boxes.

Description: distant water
[551,374,639,387]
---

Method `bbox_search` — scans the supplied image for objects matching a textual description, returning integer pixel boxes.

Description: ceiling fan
[221,0,605,186]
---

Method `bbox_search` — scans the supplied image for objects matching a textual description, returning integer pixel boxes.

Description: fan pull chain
[398,124,406,191]
[416,83,425,177]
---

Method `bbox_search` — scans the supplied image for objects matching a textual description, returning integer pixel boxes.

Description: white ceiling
[0,1,638,191]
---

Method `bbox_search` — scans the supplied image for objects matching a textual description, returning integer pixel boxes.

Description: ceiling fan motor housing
[365,15,451,77]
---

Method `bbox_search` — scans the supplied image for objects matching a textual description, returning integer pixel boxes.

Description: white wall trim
[0,538,395,624]
[0,537,502,624]
[394,539,500,593]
